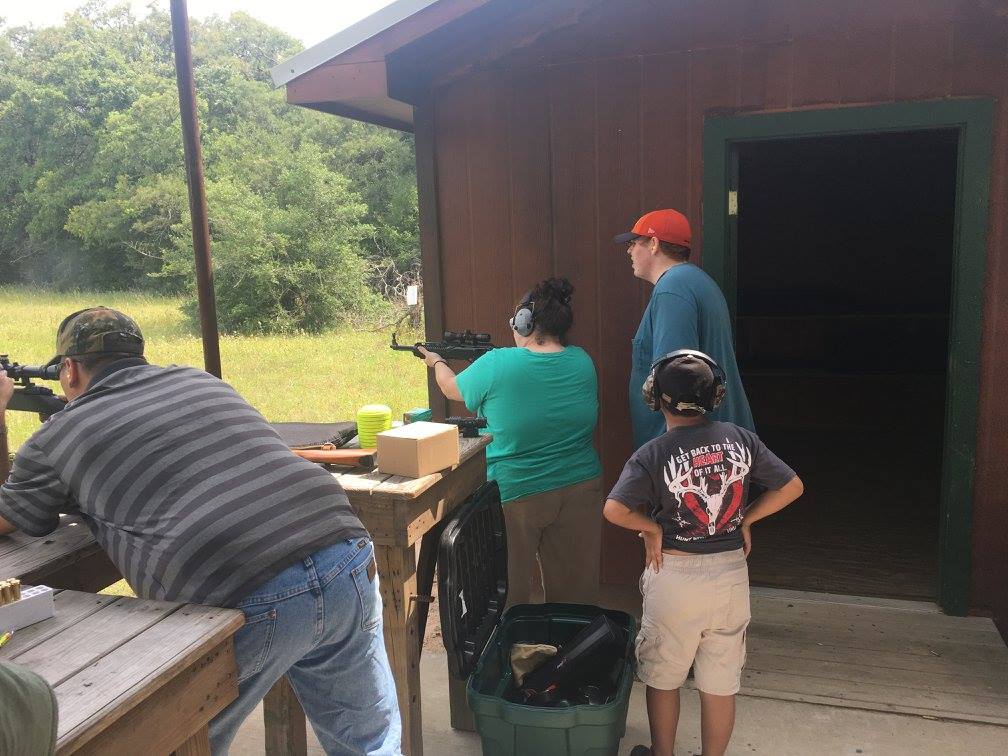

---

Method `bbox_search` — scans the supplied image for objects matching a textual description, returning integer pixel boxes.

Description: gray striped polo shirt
[0,362,367,607]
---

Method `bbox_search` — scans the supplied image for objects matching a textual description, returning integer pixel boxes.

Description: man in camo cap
[0,307,402,755]
[46,306,145,368]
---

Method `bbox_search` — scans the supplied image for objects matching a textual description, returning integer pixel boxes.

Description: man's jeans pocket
[351,552,380,632]
[234,607,277,684]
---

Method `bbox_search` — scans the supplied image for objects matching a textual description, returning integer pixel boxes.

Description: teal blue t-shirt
[629,263,755,449]
[455,346,602,502]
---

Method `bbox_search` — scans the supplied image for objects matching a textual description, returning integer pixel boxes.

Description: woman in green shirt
[418,278,603,605]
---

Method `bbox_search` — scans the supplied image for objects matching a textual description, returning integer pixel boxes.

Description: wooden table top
[0,589,244,753]
[0,517,102,584]
[334,435,491,500]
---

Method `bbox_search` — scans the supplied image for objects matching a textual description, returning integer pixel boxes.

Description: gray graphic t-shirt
[608,420,796,553]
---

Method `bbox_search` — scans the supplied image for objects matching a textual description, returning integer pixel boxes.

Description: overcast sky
[1,0,399,48]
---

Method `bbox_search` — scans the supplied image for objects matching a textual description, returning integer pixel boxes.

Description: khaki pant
[502,475,603,606]
[637,548,750,695]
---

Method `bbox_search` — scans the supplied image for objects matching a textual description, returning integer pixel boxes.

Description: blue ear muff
[511,300,535,337]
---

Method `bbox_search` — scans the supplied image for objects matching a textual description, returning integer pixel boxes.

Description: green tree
[0,3,420,332]
[162,143,378,333]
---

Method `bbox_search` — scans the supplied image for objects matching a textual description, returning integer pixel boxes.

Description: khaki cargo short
[636,548,750,696]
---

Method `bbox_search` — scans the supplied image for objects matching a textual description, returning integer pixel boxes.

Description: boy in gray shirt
[604,350,803,756]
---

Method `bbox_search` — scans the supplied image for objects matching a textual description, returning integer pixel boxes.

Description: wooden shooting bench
[264,434,491,756]
[0,588,244,755]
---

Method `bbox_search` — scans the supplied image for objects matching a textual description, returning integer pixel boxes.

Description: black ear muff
[511,299,536,337]
[643,349,727,413]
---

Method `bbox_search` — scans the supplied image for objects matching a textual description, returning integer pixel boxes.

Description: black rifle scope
[0,355,61,382]
[443,331,492,344]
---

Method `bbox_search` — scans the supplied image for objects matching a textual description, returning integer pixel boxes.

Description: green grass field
[1,286,430,452]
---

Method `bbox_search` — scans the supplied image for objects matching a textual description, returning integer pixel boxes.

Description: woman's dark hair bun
[543,277,573,306]
[522,277,575,343]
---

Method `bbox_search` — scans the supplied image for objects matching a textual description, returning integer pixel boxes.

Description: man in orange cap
[615,209,754,448]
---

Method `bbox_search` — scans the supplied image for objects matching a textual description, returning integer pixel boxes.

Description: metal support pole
[170,0,222,378]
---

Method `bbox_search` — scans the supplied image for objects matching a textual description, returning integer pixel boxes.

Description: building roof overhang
[271,0,490,131]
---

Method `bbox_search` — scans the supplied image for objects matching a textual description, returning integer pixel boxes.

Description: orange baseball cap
[614,209,691,248]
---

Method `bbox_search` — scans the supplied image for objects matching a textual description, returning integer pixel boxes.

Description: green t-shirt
[455,346,602,502]
[0,661,58,755]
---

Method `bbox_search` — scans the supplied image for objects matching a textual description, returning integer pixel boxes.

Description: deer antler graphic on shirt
[664,441,752,536]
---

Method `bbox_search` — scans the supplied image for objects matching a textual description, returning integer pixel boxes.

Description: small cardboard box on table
[377,421,460,478]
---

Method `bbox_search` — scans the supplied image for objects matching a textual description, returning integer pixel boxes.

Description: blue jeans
[209,538,402,755]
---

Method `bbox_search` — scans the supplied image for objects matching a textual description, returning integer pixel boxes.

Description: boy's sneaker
[629,747,652,756]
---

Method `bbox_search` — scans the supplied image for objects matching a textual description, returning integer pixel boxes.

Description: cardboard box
[377,421,460,478]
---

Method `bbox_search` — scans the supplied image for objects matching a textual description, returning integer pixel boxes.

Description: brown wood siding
[417,0,1008,615]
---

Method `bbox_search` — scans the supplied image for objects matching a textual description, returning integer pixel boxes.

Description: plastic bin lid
[438,480,508,680]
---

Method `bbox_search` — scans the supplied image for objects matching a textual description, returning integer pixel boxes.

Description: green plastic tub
[465,603,637,756]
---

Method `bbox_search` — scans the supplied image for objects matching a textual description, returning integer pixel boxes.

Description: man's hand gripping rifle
[0,356,67,419]
[390,326,496,363]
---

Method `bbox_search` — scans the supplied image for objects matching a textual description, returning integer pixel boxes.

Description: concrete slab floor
[228,651,1007,755]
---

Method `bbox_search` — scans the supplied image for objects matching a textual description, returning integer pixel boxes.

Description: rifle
[390,316,496,363]
[445,416,488,438]
[0,355,67,418]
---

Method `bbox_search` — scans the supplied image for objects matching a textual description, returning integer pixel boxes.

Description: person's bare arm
[416,346,464,402]
[740,475,804,555]
[603,498,664,573]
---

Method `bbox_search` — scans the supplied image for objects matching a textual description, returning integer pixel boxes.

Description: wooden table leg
[375,543,423,756]
[264,675,308,756]
[171,725,211,756]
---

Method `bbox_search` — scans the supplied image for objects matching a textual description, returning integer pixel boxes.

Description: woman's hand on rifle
[416,347,463,402]
[416,346,445,368]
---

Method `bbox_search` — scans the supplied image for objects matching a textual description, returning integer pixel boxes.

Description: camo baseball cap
[47,307,145,366]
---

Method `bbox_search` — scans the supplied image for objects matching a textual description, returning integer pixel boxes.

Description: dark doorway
[736,130,958,600]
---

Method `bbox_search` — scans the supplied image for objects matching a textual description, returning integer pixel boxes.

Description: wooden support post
[375,543,423,756]
[264,675,307,756]
[171,726,211,756]
[413,102,447,420]
[169,0,222,378]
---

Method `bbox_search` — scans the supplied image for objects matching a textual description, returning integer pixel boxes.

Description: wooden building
[274,0,1008,632]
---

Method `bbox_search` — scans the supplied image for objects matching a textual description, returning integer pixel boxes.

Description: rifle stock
[7,388,67,417]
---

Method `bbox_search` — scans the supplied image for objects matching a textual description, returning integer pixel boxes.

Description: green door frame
[701,99,994,615]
